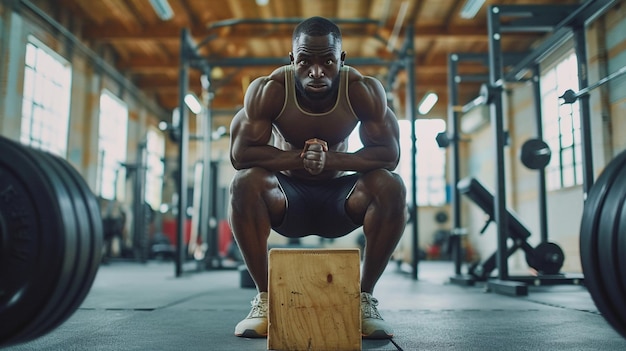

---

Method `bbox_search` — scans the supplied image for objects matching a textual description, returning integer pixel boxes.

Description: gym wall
[0,2,163,196]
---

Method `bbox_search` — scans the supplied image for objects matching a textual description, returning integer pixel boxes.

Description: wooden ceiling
[38,0,579,121]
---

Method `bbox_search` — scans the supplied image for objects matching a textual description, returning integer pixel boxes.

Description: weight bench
[457,177,536,279]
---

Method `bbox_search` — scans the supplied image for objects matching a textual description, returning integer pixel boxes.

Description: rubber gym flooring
[5,260,626,351]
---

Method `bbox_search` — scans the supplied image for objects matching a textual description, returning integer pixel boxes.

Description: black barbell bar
[561,65,626,104]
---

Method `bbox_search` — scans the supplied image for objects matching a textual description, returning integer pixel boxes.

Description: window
[20,36,72,157]
[347,119,447,206]
[145,127,165,210]
[97,90,129,200]
[403,119,447,206]
[541,52,582,190]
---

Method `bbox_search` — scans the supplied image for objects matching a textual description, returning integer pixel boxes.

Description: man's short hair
[292,16,342,45]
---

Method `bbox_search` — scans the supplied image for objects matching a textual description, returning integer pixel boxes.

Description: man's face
[290,33,346,100]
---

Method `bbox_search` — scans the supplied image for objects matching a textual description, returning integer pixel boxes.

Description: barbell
[561,65,626,104]
[0,135,103,347]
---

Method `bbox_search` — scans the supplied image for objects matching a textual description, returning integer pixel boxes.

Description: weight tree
[174,18,422,278]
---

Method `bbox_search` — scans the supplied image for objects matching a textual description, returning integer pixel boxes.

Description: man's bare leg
[229,167,286,292]
[346,169,407,339]
[230,168,286,338]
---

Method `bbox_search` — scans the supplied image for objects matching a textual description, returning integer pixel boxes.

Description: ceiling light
[460,0,486,19]
[149,0,174,21]
[184,93,202,114]
[418,92,438,115]
[256,0,269,6]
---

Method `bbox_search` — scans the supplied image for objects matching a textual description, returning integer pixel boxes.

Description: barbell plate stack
[23,148,101,342]
[596,162,626,331]
[580,149,626,339]
[0,136,102,347]
[0,137,68,345]
[618,196,626,297]
[12,145,83,343]
[47,149,103,318]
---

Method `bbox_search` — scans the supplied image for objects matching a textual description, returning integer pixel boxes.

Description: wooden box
[268,248,361,351]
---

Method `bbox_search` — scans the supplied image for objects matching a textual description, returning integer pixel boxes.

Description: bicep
[350,77,397,143]
[230,109,273,156]
[354,79,399,145]
[232,77,282,149]
[230,76,285,168]
[359,107,400,148]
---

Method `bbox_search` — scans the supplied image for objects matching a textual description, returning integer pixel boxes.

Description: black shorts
[272,173,361,238]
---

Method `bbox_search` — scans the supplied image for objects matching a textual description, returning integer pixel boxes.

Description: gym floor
[5,261,626,351]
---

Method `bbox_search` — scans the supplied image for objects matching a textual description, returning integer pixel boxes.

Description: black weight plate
[0,137,68,346]
[618,192,626,305]
[29,151,103,338]
[18,149,93,342]
[520,139,551,170]
[580,149,626,339]
[435,211,448,224]
[596,161,626,337]
[49,153,103,276]
[2,145,81,345]
[528,242,564,274]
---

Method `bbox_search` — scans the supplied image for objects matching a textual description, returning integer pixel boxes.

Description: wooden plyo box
[267,249,361,351]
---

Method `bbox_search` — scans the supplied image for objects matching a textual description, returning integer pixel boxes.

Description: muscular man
[229,16,407,339]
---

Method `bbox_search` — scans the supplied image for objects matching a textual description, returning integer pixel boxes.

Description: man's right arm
[229,75,302,171]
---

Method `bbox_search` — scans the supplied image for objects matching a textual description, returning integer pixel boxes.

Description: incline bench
[457,177,549,279]
[457,177,532,241]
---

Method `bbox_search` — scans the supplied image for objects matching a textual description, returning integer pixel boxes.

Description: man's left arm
[324,77,401,172]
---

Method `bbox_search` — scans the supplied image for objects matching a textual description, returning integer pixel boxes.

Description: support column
[486,6,528,296]
[573,24,594,198]
[404,24,419,280]
[0,1,24,137]
[487,5,509,282]
[200,71,219,269]
[447,54,463,276]
[176,28,191,277]
[531,65,549,243]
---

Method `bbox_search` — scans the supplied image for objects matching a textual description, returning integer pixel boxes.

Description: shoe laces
[361,292,383,320]
[247,293,268,318]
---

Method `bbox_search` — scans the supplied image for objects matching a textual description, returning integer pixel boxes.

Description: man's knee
[350,170,407,220]
[230,167,276,195]
[364,169,406,198]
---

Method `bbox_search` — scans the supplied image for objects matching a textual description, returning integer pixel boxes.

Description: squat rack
[446,0,619,295]
[445,52,524,280]
[173,18,422,278]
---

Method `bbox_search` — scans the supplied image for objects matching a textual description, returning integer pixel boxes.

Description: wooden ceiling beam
[118,52,491,73]
[82,23,491,42]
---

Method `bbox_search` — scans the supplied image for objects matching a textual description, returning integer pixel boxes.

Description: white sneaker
[234,292,268,338]
[361,292,394,339]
